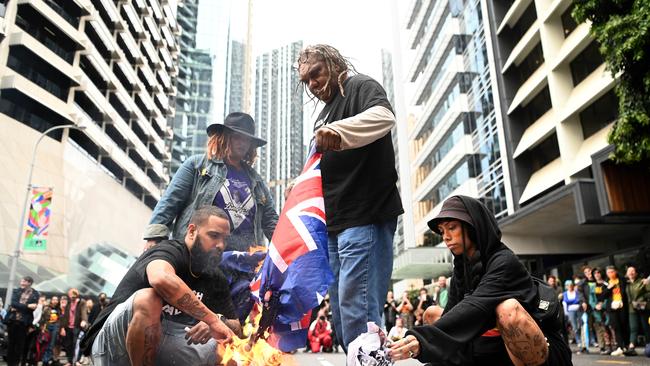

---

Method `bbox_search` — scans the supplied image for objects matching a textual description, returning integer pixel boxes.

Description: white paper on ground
[346,322,394,366]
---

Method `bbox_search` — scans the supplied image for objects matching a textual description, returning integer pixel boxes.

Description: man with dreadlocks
[297,44,403,351]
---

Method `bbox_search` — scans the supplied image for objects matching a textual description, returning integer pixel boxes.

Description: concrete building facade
[486,0,650,277]
[0,0,179,293]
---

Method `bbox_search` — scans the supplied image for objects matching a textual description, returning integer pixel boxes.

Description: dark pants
[608,309,628,348]
[23,326,38,365]
[61,327,77,363]
[7,321,28,366]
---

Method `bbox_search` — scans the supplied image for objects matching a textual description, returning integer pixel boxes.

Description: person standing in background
[396,292,414,330]
[604,266,631,356]
[59,289,87,366]
[384,291,398,333]
[626,265,650,351]
[41,296,61,365]
[592,268,613,354]
[563,280,581,349]
[5,276,40,366]
[434,276,449,309]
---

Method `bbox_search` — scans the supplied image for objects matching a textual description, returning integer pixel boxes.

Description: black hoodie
[406,196,572,366]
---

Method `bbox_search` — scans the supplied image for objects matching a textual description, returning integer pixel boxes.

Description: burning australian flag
[250,147,334,352]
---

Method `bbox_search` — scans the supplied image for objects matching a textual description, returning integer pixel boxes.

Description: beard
[190,238,224,277]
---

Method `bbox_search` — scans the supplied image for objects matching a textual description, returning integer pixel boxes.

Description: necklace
[188,252,201,279]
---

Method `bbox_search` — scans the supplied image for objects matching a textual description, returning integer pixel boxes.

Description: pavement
[282,348,650,366]
[2,347,648,365]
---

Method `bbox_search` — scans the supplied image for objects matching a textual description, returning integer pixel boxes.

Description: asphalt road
[3,348,648,365]
[284,350,650,366]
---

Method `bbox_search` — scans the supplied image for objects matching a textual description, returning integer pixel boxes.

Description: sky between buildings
[189,0,397,146]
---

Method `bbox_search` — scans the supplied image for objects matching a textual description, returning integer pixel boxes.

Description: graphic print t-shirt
[213,166,256,251]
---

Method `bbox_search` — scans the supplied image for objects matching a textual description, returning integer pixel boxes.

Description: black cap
[206,112,266,146]
[427,196,475,235]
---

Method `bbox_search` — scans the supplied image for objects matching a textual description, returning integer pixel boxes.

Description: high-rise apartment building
[224,38,245,116]
[485,0,649,276]
[254,41,304,211]
[223,0,253,117]
[171,0,213,173]
[0,0,179,290]
[391,0,509,290]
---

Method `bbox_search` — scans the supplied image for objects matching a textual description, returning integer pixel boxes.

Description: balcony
[392,246,453,280]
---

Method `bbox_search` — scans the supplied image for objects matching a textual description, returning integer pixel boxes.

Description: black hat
[206,112,266,146]
[427,196,475,235]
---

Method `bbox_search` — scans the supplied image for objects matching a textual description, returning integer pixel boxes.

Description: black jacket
[406,196,572,366]
[8,287,40,326]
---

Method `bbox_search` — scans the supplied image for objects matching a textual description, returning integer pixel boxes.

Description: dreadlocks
[297,44,357,100]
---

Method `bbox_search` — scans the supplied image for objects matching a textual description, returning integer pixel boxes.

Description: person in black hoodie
[389,196,572,365]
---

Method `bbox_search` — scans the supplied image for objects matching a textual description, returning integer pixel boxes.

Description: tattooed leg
[496,299,549,366]
[126,289,163,366]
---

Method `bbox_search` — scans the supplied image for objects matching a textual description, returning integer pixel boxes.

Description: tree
[573,0,650,164]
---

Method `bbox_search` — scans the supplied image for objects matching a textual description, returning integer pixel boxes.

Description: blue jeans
[567,310,581,345]
[328,219,397,350]
[41,323,59,363]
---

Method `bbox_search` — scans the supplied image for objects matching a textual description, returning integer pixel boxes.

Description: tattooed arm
[146,260,234,342]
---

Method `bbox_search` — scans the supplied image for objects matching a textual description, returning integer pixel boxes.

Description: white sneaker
[610,347,625,356]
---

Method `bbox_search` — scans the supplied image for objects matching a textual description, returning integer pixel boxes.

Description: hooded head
[428,196,508,296]
[428,196,506,262]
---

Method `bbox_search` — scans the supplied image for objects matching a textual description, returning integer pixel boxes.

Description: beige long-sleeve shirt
[323,105,396,150]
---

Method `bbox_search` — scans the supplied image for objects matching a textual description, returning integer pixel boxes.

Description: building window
[519,86,552,128]
[561,5,578,38]
[579,90,618,139]
[14,7,76,63]
[509,2,537,41]
[528,133,560,172]
[0,90,68,135]
[515,42,544,85]
[42,0,81,28]
[7,46,72,101]
[570,41,604,86]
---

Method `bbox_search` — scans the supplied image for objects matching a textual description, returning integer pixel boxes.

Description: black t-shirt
[315,74,403,232]
[161,269,236,325]
[81,240,234,351]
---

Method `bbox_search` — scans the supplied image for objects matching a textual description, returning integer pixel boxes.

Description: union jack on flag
[251,148,334,352]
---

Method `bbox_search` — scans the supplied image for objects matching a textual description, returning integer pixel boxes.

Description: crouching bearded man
[81,206,242,365]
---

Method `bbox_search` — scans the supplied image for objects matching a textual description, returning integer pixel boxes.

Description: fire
[219,303,284,366]
[249,245,267,273]
[220,336,283,366]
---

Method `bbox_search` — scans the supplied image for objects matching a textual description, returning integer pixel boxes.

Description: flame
[220,303,284,366]
[249,245,267,273]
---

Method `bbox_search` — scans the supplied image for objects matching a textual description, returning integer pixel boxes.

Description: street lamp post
[3,124,86,311]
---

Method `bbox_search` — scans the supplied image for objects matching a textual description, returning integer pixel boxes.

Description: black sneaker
[623,348,637,356]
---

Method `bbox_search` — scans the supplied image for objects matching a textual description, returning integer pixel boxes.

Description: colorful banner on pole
[23,187,52,252]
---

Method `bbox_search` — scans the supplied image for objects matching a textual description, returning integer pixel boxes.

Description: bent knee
[495,299,526,326]
[423,305,443,325]
[132,288,163,317]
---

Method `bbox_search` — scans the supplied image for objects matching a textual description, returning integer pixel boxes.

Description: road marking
[317,357,336,366]
[594,360,632,365]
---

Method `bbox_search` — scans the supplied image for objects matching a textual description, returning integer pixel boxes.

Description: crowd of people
[2,276,109,366]
[383,276,449,335]
[381,263,650,359]
[549,264,650,357]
